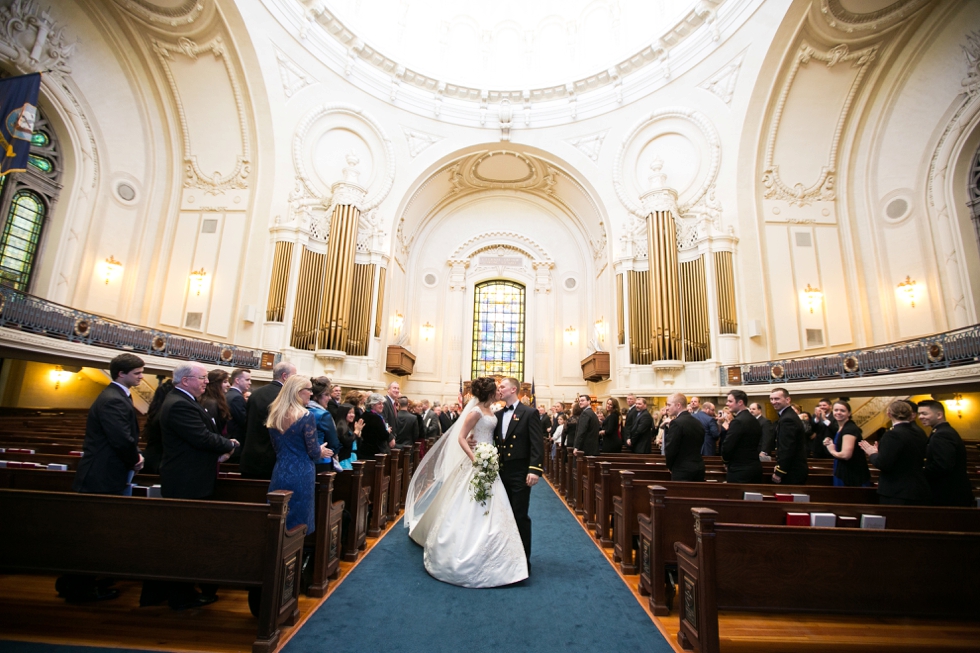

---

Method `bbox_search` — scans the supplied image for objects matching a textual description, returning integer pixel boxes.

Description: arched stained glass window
[0,191,45,289]
[471,280,526,380]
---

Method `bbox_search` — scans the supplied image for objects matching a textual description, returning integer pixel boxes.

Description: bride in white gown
[404,377,528,588]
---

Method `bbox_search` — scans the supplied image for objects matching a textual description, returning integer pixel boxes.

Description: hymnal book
[785,512,809,526]
[810,512,836,527]
[46,464,68,471]
[774,493,794,502]
[743,492,764,501]
[860,514,886,529]
[837,516,859,528]
[791,493,810,502]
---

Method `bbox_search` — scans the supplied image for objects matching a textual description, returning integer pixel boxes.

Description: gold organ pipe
[291,247,325,350]
[616,273,625,346]
[647,211,682,361]
[715,251,738,334]
[266,241,292,322]
[347,263,374,356]
[628,270,652,365]
[374,267,386,338]
[319,204,361,351]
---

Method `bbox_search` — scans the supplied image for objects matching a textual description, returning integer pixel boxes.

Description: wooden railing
[0,284,269,370]
[720,324,980,386]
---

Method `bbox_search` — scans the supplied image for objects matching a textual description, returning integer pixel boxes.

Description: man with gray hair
[240,360,296,479]
[360,392,394,458]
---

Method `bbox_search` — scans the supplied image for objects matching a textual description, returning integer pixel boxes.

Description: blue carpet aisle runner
[284,481,674,653]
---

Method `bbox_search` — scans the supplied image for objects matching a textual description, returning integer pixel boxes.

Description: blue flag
[529,378,536,408]
[0,73,41,177]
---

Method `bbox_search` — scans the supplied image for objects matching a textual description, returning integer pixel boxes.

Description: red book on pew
[6,448,35,454]
[786,513,809,526]
[775,493,793,502]
[69,451,83,457]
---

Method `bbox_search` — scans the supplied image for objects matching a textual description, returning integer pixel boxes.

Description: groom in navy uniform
[493,377,543,572]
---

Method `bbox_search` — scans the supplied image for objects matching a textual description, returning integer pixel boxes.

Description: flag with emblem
[0,73,41,177]
[529,378,536,408]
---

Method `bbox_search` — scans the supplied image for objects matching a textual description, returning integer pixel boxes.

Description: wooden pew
[385,448,403,523]
[364,455,390,537]
[332,461,370,561]
[0,488,305,653]
[0,466,345,599]
[674,507,980,653]
[639,486,980,616]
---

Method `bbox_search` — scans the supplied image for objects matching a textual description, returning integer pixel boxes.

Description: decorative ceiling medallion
[471,152,535,185]
[446,151,555,193]
[565,130,608,163]
[401,126,443,159]
[819,0,931,33]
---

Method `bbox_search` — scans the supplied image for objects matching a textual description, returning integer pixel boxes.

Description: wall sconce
[101,256,122,285]
[392,311,404,335]
[897,276,918,308]
[189,268,208,296]
[594,316,607,343]
[565,325,577,346]
[50,365,73,390]
[801,284,823,314]
[421,321,434,341]
[945,394,965,419]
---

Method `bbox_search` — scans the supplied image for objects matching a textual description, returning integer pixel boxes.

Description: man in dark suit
[158,361,238,610]
[225,368,250,463]
[60,353,146,604]
[438,402,454,434]
[361,393,394,458]
[394,396,419,446]
[240,361,295,479]
[749,402,775,457]
[664,393,706,481]
[327,383,343,421]
[721,390,763,483]
[626,396,653,454]
[382,381,400,436]
[623,394,638,442]
[420,400,441,440]
[688,396,720,457]
[809,398,834,459]
[493,377,543,567]
[769,388,808,485]
[573,394,600,456]
[538,404,552,436]
[917,400,974,507]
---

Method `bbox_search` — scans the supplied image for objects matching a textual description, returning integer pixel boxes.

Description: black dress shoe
[169,593,219,611]
[65,588,120,604]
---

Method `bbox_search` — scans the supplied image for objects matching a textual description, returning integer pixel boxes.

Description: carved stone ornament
[565,130,608,163]
[963,31,980,98]
[275,47,315,99]
[112,0,204,27]
[401,125,443,159]
[699,50,744,105]
[0,0,75,74]
[761,42,877,207]
[153,36,251,195]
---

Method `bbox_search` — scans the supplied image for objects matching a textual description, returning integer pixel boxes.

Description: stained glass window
[31,131,49,147]
[471,280,525,380]
[0,191,45,290]
[27,155,52,173]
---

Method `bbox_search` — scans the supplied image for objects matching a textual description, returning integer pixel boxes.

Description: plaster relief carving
[698,50,744,105]
[818,0,930,34]
[401,125,443,158]
[275,47,315,98]
[112,0,204,27]
[565,130,608,163]
[761,41,877,207]
[963,30,980,98]
[153,36,251,195]
[0,0,75,74]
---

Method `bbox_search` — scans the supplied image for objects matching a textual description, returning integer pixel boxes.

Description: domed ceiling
[325,0,699,89]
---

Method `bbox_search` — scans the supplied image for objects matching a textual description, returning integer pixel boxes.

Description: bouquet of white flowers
[470,442,500,514]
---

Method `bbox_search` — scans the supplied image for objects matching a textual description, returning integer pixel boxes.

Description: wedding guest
[822,400,870,487]
[141,379,173,475]
[226,369,250,462]
[720,390,762,483]
[327,384,343,420]
[308,376,340,465]
[360,393,394,459]
[623,394,638,442]
[860,400,930,505]
[551,413,567,460]
[395,396,420,446]
[333,403,361,470]
[538,404,552,436]
[655,407,670,453]
[600,398,622,453]
[749,402,775,457]
[344,390,364,421]
[573,394,600,457]
[809,398,834,459]
[664,393,706,482]
[267,376,332,534]
[199,369,231,436]
[241,361,296,480]
[689,395,720,457]
[626,397,654,454]
[770,388,808,485]
[917,400,974,507]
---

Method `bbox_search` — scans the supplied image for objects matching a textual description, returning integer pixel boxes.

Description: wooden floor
[0,516,401,653]
[552,479,980,653]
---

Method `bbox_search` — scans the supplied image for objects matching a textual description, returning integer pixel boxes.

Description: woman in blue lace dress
[266,375,331,533]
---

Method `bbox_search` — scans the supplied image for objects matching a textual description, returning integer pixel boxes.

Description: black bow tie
[502,404,515,412]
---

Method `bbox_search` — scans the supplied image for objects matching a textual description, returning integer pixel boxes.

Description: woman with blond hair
[266,375,332,532]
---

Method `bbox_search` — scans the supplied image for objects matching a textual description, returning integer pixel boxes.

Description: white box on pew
[810,512,836,527]
[46,464,68,471]
[743,492,764,501]
[148,485,162,498]
[791,493,810,502]
[860,514,886,529]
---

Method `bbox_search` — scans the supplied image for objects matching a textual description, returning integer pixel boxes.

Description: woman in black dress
[860,400,930,505]
[599,398,622,453]
[199,369,231,436]
[141,380,173,474]
[822,400,871,487]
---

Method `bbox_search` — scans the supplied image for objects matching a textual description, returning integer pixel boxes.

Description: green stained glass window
[471,280,525,380]
[0,190,45,290]
[27,155,52,173]
[31,131,49,147]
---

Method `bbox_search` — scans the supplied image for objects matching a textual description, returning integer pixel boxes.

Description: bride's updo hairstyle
[471,377,497,403]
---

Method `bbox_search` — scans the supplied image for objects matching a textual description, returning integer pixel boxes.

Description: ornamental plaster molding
[291,103,395,212]
[564,130,608,163]
[698,49,744,105]
[761,41,877,207]
[449,230,553,265]
[275,46,315,98]
[112,0,204,27]
[401,125,443,159]
[152,36,251,194]
[963,30,980,98]
[818,0,930,34]
[0,0,75,74]
[613,107,721,218]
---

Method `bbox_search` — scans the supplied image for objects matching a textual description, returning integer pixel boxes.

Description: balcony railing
[720,324,980,386]
[0,284,268,370]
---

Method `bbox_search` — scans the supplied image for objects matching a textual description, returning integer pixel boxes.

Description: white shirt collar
[176,386,196,401]
[111,381,131,397]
